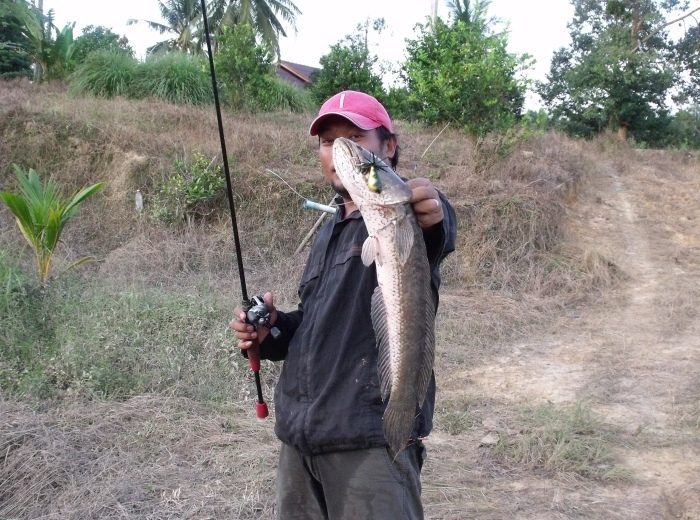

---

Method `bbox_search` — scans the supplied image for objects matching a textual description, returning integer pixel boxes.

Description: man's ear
[383,135,397,163]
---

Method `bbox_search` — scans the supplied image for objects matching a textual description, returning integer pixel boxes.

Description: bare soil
[425,149,700,519]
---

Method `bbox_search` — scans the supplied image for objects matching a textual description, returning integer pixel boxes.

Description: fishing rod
[199,0,275,419]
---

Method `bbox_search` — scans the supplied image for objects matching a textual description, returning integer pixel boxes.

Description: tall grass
[69,49,139,98]
[68,51,313,111]
[254,78,315,113]
[135,53,213,106]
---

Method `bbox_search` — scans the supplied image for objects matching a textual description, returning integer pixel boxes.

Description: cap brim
[308,112,381,136]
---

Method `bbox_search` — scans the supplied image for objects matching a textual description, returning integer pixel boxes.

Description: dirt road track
[426,153,700,519]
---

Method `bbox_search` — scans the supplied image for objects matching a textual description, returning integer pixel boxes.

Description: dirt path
[426,154,700,519]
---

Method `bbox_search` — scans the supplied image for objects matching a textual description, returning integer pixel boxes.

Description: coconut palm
[129,0,300,57]
[210,0,301,58]
[0,165,103,286]
[446,0,495,31]
[127,0,203,55]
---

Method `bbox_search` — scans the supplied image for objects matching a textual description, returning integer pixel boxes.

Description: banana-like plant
[0,165,103,286]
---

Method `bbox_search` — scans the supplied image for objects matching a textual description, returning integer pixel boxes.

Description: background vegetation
[1,0,698,145]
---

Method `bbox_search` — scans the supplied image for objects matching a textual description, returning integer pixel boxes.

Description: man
[231,90,456,519]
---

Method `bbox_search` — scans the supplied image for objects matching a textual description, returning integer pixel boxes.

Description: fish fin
[361,235,378,266]
[383,403,415,457]
[371,286,392,401]
[396,215,414,265]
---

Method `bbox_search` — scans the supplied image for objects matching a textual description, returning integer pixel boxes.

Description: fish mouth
[333,137,412,204]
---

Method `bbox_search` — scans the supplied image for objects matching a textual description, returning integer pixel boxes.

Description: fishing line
[264,168,339,214]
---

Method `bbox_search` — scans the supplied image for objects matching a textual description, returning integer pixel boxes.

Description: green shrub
[255,77,315,112]
[152,152,226,225]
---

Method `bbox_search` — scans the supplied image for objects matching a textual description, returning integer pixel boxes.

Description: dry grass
[0,396,279,519]
[3,80,699,519]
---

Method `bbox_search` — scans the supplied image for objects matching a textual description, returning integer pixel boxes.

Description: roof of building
[276,60,320,88]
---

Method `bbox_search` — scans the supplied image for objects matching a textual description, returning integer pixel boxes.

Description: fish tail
[383,404,416,457]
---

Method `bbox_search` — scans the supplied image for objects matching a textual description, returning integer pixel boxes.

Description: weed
[491,400,631,481]
[435,395,483,435]
[153,151,226,226]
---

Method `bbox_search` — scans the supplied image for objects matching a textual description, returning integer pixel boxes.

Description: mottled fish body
[332,137,436,456]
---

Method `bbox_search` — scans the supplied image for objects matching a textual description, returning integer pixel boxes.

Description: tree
[538,0,699,143]
[128,0,300,58]
[446,0,494,29]
[400,14,531,136]
[209,0,300,59]
[212,23,275,109]
[127,0,203,55]
[70,25,133,69]
[0,165,103,286]
[308,18,386,105]
[0,3,32,79]
[0,0,75,81]
[676,24,700,103]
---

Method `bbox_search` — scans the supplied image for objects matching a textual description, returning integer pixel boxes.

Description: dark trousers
[276,442,426,520]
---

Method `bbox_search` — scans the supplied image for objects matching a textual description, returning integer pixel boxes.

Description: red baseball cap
[309,90,392,136]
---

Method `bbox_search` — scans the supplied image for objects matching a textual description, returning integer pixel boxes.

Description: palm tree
[446,0,495,31]
[127,0,203,55]
[211,0,301,58]
[128,0,300,58]
[0,165,103,286]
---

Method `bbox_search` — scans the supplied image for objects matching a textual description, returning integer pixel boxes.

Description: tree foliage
[70,25,133,69]
[127,0,300,58]
[0,4,32,79]
[537,0,698,144]
[127,0,203,55]
[308,18,386,104]
[213,23,273,109]
[212,23,311,112]
[0,0,75,81]
[400,15,531,136]
[208,0,301,58]
[0,165,103,286]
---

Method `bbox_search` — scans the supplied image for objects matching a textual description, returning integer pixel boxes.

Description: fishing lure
[357,153,387,194]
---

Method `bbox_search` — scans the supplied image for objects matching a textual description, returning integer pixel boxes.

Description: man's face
[317,116,394,198]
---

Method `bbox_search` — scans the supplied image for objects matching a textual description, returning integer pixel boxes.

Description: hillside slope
[1,82,698,519]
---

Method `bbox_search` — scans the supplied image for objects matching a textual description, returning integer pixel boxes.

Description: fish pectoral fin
[362,235,379,266]
[371,287,392,401]
[396,216,414,265]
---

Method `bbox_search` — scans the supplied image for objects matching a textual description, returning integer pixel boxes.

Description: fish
[332,137,436,457]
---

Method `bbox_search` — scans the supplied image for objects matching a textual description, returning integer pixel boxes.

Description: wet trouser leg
[276,442,425,520]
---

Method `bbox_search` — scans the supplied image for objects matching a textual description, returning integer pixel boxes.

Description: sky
[41,0,575,109]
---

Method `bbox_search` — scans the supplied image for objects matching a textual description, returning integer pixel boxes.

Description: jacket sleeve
[258,306,303,361]
[423,190,457,268]
[422,191,457,311]
[238,305,303,362]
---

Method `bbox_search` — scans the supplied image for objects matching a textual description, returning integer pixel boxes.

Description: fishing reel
[246,295,281,340]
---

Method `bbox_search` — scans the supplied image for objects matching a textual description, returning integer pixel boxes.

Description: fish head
[332,137,412,208]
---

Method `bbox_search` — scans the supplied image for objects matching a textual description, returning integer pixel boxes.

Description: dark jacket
[259,193,457,455]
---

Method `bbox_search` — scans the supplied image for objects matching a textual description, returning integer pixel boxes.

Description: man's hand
[408,178,444,229]
[230,291,277,350]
